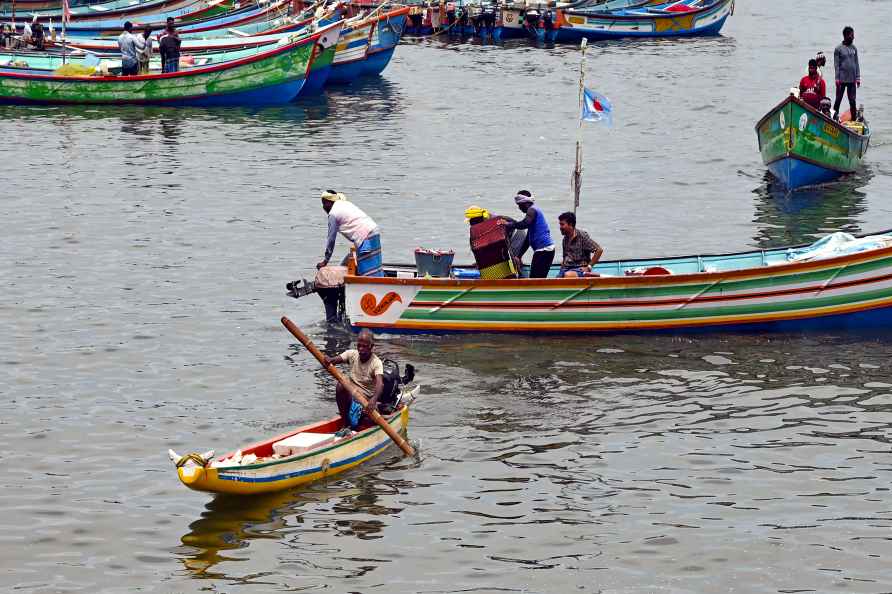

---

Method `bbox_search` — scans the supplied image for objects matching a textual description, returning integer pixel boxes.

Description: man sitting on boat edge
[799,58,826,110]
[324,329,384,437]
[557,211,603,278]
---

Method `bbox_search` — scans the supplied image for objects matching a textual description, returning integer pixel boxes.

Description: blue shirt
[513,205,554,251]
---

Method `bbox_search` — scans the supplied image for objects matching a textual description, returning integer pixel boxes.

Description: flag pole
[572,37,587,215]
[61,0,68,64]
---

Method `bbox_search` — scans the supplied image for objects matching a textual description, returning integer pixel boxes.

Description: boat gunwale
[358,293,892,333]
[754,95,871,142]
[210,407,407,472]
[348,234,892,289]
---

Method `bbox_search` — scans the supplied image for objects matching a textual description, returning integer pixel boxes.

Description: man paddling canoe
[324,329,385,437]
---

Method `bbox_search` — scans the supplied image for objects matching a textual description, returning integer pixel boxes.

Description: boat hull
[551,0,733,41]
[756,95,871,190]
[177,406,411,495]
[361,10,407,76]
[342,241,892,334]
[326,19,373,84]
[0,28,330,106]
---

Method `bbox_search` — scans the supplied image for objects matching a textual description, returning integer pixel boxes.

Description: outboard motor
[286,266,348,324]
[378,361,417,414]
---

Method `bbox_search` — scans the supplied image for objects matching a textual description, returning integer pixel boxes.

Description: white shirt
[324,200,379,260]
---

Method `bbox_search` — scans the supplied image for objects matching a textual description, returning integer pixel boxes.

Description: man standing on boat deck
[505,190,555,278]
[324,329,384,436]
[134,27,153,75]
[833,26,860,121]
[159,17,181,74]
[557,211,603,278]
[117,22,139,76]
[317,190,384,277]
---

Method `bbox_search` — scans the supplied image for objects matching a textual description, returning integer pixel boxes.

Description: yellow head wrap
[321,190,346,202]
[464,206,490,222]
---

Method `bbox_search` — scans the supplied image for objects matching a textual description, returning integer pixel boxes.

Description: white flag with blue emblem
[581,87,613,127]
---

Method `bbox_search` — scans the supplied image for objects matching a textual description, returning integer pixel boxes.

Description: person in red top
[799,58,826,109]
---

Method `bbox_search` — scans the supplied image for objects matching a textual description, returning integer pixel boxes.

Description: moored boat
[172,387,418,495]
[296,231,892,334]
[755,95,870,190]
[326,15,373,84]
[547,0,734,42]
[0,21,340,105]
[361,6,408,76]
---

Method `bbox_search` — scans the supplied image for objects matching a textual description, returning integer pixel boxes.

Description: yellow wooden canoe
[172,387,417,496]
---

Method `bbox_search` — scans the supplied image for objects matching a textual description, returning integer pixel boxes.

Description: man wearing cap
[317,190,383,277]
[506,190,555,278]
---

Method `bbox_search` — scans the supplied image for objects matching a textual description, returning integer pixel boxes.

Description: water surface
[2,1,892,592]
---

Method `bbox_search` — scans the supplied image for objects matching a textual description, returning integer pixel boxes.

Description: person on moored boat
[506,190,555,278]
[833,26,860,121]
[465,206,524,278]
[159,17,181,74]
[135,27,153,75]
[557,211,603,278]
[324,329,384,437]
[798,58,826,110]
[317,190,384,277]
[117,22,139,76]
[30,17,45,51]
[818,97,833,118]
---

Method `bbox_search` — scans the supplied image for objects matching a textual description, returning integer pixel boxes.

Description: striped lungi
[356,233,384,277]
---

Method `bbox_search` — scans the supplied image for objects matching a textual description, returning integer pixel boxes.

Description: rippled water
[3,1,892,592]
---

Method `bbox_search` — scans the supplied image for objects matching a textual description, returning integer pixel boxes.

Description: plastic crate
[415,248,455,278]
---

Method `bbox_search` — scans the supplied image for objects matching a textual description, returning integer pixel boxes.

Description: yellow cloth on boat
[53,64,96,76]
[464,206,490,222]
[842,121,865,135]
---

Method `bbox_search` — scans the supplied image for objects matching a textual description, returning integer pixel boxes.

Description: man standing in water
[833,26,860,121]
[324,329,384,436]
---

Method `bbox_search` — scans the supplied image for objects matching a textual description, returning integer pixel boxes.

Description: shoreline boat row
[0,5,410,104]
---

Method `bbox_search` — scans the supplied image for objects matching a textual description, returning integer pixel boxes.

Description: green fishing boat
[0,22,341,106]
[755,95,870,190]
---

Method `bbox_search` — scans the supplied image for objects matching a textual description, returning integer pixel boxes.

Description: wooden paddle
[280,316,416,457]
